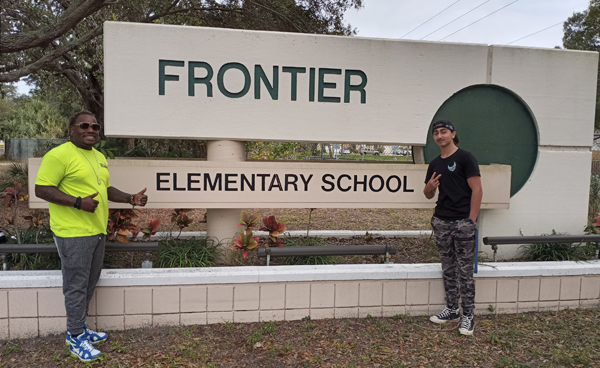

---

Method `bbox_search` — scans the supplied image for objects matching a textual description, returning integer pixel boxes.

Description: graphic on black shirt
[425,149,480,220]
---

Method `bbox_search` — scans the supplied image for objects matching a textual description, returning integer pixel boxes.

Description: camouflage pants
[431,216,476,316]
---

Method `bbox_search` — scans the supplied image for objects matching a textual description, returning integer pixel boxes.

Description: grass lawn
[2,308,599,367]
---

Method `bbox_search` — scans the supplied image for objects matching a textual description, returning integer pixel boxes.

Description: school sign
[28,22,597,259]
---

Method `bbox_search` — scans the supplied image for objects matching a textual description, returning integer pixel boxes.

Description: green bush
[281,237,338,265]
[0,98,67,140]
[519,230,595,262]
[589,174,600,223]
[157,237,220,268]
[5,226,60,270]
[0,162,28,192]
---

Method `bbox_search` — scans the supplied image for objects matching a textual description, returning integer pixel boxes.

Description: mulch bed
[2,308,599,367]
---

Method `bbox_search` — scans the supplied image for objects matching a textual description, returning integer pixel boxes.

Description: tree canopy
[563,0,600,129]
[1,0,362,126]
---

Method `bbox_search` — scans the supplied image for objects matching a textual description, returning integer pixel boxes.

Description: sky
[344,0,590,47]
[15,0,591,94]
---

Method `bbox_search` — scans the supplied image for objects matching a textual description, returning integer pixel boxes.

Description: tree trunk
[123,138,135,150]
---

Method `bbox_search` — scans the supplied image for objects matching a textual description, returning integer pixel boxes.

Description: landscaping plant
[231,211,261,258]
[157,237,219,268]
[107,209,139,243]
[282,237,338,265]
[589,174,600,223]
[231,231,260,258]
[141,218,161,240]
[260,215,286,247]
[2,180,28,244]
[0,162,28,192]
[519,229,595,261]
[23,209,48,244]
[170,209,194,238]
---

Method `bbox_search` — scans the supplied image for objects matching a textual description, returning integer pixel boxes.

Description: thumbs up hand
[134,188,148,207]
[81,192,99,213]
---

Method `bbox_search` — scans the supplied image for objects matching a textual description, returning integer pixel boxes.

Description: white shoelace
[461,315,473,329]
[438,307,457,318]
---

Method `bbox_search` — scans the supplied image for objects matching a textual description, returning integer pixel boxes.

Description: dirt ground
[1,204,434,234]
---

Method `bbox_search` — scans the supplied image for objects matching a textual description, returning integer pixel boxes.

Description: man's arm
[107,187,148,206]
[35,185,99,213]
[467,176,483,221]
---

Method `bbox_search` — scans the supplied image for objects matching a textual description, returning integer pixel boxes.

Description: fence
[593,161,600,175]
[6,138,67,161]
[246,142,413,162]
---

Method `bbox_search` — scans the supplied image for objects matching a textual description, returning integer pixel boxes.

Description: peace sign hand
[426,172,442,193]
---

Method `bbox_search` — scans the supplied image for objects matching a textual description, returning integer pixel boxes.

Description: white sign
[104,22,488,145]
[29,159,510,209]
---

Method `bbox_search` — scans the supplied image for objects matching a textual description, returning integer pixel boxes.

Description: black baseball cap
[431,119,455,133]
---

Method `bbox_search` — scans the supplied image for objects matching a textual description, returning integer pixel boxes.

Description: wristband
[74,196,82,210]
[130,194,135,206]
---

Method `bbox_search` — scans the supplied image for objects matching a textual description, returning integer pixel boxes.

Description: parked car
[342,149,350,154]
[360,147,380,156]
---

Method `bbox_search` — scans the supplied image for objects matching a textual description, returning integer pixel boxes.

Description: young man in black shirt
[423,119,483,335]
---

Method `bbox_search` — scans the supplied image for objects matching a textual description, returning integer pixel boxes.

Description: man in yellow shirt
[35,111,148,362]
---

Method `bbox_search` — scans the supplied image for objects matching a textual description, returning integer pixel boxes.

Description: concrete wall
[2,262,599,340]
[102,24,599,259]
[479,46,598,259]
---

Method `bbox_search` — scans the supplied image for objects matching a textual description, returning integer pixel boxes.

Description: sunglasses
[74,122,101,131]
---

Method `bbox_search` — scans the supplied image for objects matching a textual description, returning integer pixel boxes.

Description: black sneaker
[459,314,474,335]
[429,307,460,324]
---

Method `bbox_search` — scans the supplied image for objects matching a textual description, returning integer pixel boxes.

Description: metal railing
[0,242,159,270]
[257,244,397,266]
[482,235,600,262]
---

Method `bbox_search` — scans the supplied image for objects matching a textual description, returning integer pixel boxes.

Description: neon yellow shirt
[35,142,110,237]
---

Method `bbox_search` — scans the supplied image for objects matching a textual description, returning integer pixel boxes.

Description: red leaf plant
[3,181,29,244]
[171,209,193,230]
[260,215,286,247]
[237,210,260,229]
[23,209,47,228]
[141,219,161,240]
[107,209,139,243]
[231,231,260,258]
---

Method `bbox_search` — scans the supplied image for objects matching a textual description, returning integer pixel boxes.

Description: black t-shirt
[424,148,480,220]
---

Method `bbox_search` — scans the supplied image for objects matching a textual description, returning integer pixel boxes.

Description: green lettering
[159,59,184,95]
[254,65,279,100]
[344,70,367,103]
[318,68,341,103]
[309,67,316,102]
[217,62,251,98]
[282,67,306,101]
[188,62,213,97]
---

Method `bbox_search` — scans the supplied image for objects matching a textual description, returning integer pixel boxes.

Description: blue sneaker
[65,325,108,345]
[69,333,101,362]
[84,325,108,344]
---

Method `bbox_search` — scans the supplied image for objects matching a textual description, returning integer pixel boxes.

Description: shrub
[519,230,595,261]
[281,237,338,265]
[0,162,28,193]
[589,174,600,223]
[0,98,66,140]
[5,226,60,270]
[157,237,220,268]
